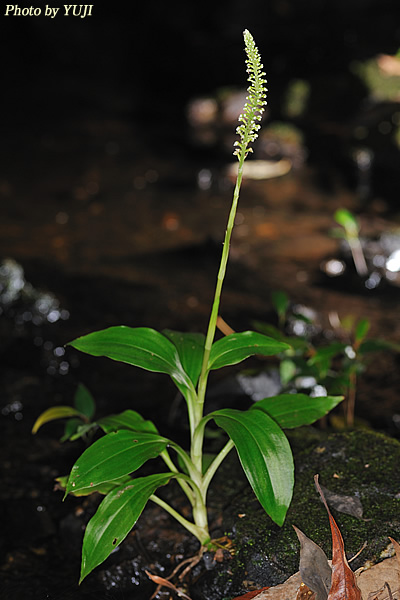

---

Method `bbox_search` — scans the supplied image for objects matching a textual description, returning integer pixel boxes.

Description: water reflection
[0,258,71,379]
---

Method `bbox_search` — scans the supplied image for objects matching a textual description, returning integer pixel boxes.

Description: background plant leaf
[212,408,293,525]
[359,338,400,354]
[98,409,158,434]
[67,422,97,442]
[334,208,359,236]
[252,394,343,429]
[80,473,174,582]
[60,417,83,442]
[253,320,310,351]
[32,406,84,434]
[65,430,169,495]
[307,343,347,366]
[208,331,290,371]
[354,318,370,345]
[73,383,96,420]
[271,290,289,324]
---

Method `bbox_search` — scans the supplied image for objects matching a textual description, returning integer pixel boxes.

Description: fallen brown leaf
[296,581,316,600]
[293,525,331,600]
[357,552,400,600]
[314,475,362,600]
[239,572,302,600]
[319,484,363,519]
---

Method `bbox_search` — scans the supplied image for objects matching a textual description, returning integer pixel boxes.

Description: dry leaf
[293,525,332,600]
[389,537,400,569]
[314,475,362,600]
[319,484,363,519]
[296,581,316,600]
[242,572,302,600]
[145,569,192,600]
[357,552,400,600]
[231,587,270,600]
[243,555,399,600]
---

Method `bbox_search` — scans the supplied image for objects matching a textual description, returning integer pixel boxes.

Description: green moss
[221,429,400,595]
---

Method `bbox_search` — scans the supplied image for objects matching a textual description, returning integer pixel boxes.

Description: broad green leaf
[56,474,133,496]
[208,331,290,371]
[251,393,343,429]
[80,473,174,582]
[74,383,96,420]
[163,329,205,386]
[98,410,158,434]
[65,430,169,495]
[32,406,84,434]
[68,326,194,392]
[212,408,293,525]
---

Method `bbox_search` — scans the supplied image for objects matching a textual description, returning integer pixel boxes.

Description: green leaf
[211,408,293,525]
[359,338,400,354]
[280,359,297,386]
[69,423,97,441]
[307,342,347,365]
[163,329,205,386]
[354,317,370,345]
[67,326,194,393]
[271,290,289,323]
[98,410,158,434]
[80,473,174,582]
[74,383,96,420]
[208,331,290,371]
[32,406,84,434]
[61,418,83,442]
[56,474,133,496]
[253,321,309,351]
[334,208,359,236]
[65,430,169,496]
[251,393,344,429]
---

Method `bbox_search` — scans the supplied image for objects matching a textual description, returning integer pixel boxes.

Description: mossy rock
[199,429,400,599]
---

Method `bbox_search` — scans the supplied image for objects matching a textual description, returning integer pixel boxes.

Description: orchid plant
[33,30,342,583]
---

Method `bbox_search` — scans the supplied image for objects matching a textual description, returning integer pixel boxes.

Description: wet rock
[214,429,400,597]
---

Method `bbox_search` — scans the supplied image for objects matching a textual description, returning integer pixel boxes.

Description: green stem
[202,439,235,492]
[348,236,368,277]
[160,449,195,506]
[150,494,209,544]
[192,155,245,474]
[197,154,246,411]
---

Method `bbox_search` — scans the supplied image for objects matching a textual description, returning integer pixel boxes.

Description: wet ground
[1,105,400,598]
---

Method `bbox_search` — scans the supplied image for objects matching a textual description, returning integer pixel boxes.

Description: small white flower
[234,30,268,159]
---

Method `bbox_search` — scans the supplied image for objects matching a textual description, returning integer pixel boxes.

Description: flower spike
[234,29,268,159]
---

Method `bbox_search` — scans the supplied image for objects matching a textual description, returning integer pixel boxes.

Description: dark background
[2,0,400,134]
